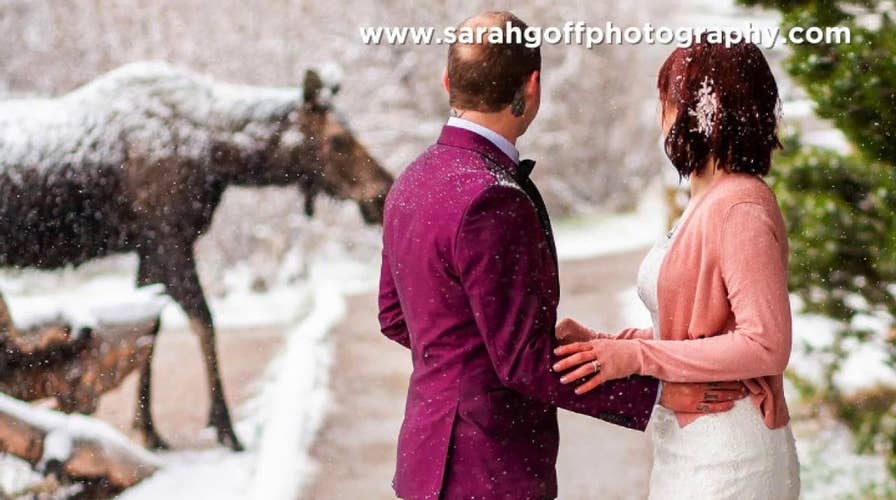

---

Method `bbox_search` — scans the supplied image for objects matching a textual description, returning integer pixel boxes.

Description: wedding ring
[591,360,601,374]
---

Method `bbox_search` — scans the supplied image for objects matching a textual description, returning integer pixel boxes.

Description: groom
[379,11,744,500]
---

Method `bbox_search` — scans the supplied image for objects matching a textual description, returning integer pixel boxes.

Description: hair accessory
[689,76,719,138]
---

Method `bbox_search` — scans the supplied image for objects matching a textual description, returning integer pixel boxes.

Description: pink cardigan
[615,173,792,429]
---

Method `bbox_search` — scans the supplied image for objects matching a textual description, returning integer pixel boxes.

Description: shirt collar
[446,117,520,165]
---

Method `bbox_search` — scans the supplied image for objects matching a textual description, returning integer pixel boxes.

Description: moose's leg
[134,261,170,449]
[131,319,169,450]
[141,253,243,451]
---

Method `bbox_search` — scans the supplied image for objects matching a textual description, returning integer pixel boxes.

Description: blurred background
[0,0,894,499]
[0,0,696,297]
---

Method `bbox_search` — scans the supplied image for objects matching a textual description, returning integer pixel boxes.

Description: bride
[552,40,800,499]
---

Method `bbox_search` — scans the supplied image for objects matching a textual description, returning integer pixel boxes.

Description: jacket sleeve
[622,202,792,382]
[455,185,658,431]
[378,249,411,348]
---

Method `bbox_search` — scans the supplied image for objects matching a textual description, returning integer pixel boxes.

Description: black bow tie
[518,159,536,179]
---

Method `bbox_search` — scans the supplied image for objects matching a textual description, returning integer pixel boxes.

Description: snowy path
[302,248,655,500]
[94,325,284,450]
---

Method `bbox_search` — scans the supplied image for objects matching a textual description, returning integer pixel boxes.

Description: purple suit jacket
[378,125,659,500]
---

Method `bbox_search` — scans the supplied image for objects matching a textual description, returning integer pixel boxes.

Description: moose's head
[282,67,393,224]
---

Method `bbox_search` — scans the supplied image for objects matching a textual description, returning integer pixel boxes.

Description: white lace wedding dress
[636,206,800,500]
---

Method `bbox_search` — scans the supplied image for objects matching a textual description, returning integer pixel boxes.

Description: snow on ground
[796,417,895,499]
[6,283,169,334]
[0,394,161,468]
[0,456,44,498]
[787,303,896,496]
[0,393,161,498]
[554,181,668,261]
[118,243,379,500]
[775,305,895,497]
[554,211,663,262]
[789,297,896,395]
[247,251,373,499]
[1,258,307,333]
[116,448,254,500]
[0,235,379,500]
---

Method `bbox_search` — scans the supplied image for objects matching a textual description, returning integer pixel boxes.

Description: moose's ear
[304,64,343,106]
[303,69,324,104]
[320,62,343,96]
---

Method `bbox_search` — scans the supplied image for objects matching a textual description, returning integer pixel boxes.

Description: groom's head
[444,11,542,137]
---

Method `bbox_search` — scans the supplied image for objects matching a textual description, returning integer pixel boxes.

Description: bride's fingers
[553,341,593,357]
[552,350,595,373]
[557,361,600,384]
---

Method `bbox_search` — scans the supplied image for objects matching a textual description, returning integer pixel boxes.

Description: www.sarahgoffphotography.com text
[359,21,852,48]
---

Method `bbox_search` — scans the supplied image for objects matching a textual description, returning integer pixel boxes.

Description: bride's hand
[555,318,612,345]
[552,339,641,395]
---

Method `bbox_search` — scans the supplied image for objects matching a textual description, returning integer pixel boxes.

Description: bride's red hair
[658,40,782,178]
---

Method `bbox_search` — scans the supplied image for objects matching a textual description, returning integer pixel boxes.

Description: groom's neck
[456,110,521,145]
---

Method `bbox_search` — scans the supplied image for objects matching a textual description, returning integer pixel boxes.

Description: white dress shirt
[446,117,520,165]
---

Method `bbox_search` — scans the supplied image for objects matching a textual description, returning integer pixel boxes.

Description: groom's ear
[443,69,451,96]
[526,70,541,98]
[524,70,541,118]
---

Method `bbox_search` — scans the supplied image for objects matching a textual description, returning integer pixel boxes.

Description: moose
[0,61,393,451]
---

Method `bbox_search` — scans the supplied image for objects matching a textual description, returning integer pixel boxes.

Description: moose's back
[0,62,301,270]
[0,94,136,269]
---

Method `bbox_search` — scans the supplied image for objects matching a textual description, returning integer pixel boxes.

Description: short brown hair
[658,40,781,177]
[447,11,541,113]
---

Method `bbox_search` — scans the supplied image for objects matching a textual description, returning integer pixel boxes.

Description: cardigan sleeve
[616,327,654,340]
[622,202,792,382]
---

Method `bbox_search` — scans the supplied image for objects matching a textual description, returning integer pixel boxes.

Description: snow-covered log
[0,291,161,415]
[0,392,160,497]
[0,287,170,450]
[0,318,158,415]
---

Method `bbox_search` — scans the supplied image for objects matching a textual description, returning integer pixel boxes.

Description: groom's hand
[660,381,748,413]
[555,318,603,345]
